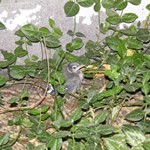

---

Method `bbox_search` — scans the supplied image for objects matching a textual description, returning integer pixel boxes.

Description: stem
[40,41,44,60]
[24,38,30,61]
[144,12,150,28]
[43,38,50,83]
[97,10,101,41]
[55,51,66,72]
[72,16,76,40]
[123,101,145,107]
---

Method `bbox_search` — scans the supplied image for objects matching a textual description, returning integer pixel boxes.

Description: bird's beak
[76,64,85,71]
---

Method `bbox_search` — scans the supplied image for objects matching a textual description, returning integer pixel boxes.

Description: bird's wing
[64,77,81,93]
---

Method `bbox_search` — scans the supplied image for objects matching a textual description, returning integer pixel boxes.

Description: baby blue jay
[63,62,84,93]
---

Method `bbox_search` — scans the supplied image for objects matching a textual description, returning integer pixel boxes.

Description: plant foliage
[0,0,150,149]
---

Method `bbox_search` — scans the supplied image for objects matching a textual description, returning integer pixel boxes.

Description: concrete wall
[0,0,149,61]
[0,0,100,59]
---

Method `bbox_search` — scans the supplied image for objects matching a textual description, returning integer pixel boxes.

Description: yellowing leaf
[127,49,135,56]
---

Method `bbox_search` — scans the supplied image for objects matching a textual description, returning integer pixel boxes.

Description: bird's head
[67,62,85,73]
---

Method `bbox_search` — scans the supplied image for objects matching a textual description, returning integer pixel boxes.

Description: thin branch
[0,84,51,114]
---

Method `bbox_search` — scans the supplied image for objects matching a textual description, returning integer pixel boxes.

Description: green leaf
[66,38,84,51]
[53,131,71,138]
[68,139,86,150]
[104,134,128,150]
[1,50,16,65]
[59,119,73,128]
[49,18,55,28]
[9,97,19,104]
[106,14,121,25]
[57,85,66,94]
[106,36,122,51]
[100,22,110,33]
[53,27,63,38]
[136,28,150,42]
[106,9,117,16]
[142,71,150,84]
[19,90,29,99]
[102,0,114,9]
[94,110,108,124]
[117,40,126,58]
[143,141,150,150]
[94,0,101,12]
[125,109,144,122]
[96,124,115,135]
[0,61,9,68]
[91,86,123,103]
[0,75,7,86]
[114,0,128,10]
[26,143,35,150]
[137,119,150,133]
[45,35,61,48]
[24,66,36,78]
[85,141,102,150]
[40,113,50,121]
[75,32,86,37]
[21,24,40,42]
[64,1,80,17]
[28,109,41,115]
[127,38,143,49]
[0,22,6,30]
[40,105,50,113]
[74,128,89,139]
[120,28,137,36]
[122,125,146,146]
[105,67,121,81]
[28,105,49,115]
[67,30,74,37]
[142,83,150,96]
[132,146,145,149]
[35,145,47,150]
[142,72,150,95]
[65,53,78,62]
[8,115,22,125]
[84,90,98,104]
[50,97,63,122]
[36,131,51,142]
[146,4,150,11]
[14,46,28,57]
[15,29,25,37]
[69,108,83,122]
[0,133,10,146]
[39,27,51,37]
[127,0,141,5]
[76,117,90,127]
[15,39,24,45]
[77,0,94,7]
[77,55,90,65]
[122,13,138,23]
[144,96,150,104]
[51,71,65,84]
[124,83,141,92]
[31,55,39,61]
[9,66,26,80]
[22,118,33,128]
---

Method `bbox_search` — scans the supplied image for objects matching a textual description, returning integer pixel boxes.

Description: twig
[0,84,50,114]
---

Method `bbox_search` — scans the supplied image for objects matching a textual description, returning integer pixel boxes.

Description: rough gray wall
[0,0,101,62]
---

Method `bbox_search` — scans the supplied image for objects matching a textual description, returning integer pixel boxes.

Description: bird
[62,62,84,93]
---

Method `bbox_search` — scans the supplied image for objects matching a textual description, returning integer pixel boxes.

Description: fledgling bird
[63,62,84,93]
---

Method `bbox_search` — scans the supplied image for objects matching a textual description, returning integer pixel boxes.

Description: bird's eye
[72,66,77,69]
